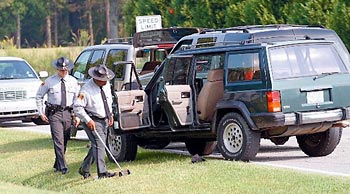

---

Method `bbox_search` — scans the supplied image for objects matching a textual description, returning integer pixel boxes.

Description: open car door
[112,61,151,131]
[163,85,193,126]
[115,90,150,130]
[158,55,194,128]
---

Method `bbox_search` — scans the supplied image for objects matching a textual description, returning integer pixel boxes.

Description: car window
[106,49,128,79]
[195,53,224,74]
[135,49,151,68]
[73,50,93,80]
[227,52,261,82]
[0,60,37,80]
[269,43,347,80]
[163,57,192,85]
[90,50,105,67]
[196,37,217,48]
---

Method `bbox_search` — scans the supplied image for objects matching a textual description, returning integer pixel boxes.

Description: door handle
[181,92,190,98]
[172,100,182,105]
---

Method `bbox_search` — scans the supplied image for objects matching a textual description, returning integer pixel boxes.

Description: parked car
[70,27,201,138]
[0,57,48,124]
[107,24,350,162]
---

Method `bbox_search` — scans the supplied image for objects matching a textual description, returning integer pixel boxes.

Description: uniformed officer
[36,57,80,174]
[74,64,116,179]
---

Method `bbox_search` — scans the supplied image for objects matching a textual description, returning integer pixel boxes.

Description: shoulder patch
[78,93,84,100]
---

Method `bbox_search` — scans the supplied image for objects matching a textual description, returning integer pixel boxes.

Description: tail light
[267,91,281,112]
[158,43,174,49]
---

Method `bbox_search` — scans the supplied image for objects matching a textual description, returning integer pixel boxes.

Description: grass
[1,128,350,194]
[0,47,83,75]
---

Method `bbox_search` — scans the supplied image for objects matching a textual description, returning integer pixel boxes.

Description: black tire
[185,139,217,156]
[217,112,261,161]
[296,127,342,157]
[31,117,49,125]
[106,131,138,162]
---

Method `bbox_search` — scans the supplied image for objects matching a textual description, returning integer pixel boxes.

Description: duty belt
[45,101,72,111]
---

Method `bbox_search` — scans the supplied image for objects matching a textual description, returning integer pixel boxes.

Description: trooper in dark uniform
[74,64,116,179]
[36,57,80,174]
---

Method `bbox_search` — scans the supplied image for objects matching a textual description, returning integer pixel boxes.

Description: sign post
[136,15,162,32]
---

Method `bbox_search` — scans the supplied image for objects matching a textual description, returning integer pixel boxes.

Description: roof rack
[104,37,133,45]
[176,34,329,53]
[200,24,325,34]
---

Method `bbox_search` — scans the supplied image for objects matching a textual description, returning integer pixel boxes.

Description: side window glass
[106,49,128,78]
[163,58,176,85]
[73,50,93,80]
[194,53,224,94]
[195,53,224,75]
[196,37,217,48]
[90,50,105,67]
[162,57,192,85]
[173,57,191,85]
[227,52,261,83]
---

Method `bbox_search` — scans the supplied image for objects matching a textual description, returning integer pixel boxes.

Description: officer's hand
[108,117,114,127]
[74,117,80,128]
[40,114,49,123]
[87,120,95,131]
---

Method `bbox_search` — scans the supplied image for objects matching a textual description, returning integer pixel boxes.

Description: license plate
[307,91,324,104]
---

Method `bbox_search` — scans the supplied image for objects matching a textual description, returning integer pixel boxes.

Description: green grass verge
[0,128,350,194]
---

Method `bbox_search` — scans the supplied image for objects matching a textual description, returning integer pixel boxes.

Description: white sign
[136,15,162,32]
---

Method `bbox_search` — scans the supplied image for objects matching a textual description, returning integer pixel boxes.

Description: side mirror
[38,71,49,78]
[73,71,85,80]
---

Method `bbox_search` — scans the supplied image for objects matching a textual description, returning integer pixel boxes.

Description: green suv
[109,25,350,161]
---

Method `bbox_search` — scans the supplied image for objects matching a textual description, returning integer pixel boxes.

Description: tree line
[1,0,349,50]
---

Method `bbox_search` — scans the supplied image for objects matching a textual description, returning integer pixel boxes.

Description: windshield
[0,60,37,80]
[269,43,348,80]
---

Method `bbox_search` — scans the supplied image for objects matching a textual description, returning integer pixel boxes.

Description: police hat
[52,57,74,71]
[88,64,115,81]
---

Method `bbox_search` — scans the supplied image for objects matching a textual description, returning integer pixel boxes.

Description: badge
[78,93,84,100]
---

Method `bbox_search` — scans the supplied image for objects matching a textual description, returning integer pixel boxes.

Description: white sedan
[0,56,47,124]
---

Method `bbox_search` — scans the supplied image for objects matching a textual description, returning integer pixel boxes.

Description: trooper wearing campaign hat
[36,56,80,175]
[52,57,74,71]
[73,64,117,179]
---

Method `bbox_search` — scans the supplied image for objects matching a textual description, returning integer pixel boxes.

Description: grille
[0,90,27,101]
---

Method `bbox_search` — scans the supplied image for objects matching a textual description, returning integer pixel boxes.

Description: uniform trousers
[48,109,72,171]
[80,118,108,174]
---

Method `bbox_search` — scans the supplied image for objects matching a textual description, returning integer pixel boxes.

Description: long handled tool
[94,130,131,177]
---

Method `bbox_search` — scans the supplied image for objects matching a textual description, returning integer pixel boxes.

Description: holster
[45,101,72,116]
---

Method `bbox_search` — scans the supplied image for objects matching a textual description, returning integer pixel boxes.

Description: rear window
[269,43,347,80]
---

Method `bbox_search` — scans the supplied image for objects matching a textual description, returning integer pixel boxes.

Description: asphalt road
[2,121,350,177]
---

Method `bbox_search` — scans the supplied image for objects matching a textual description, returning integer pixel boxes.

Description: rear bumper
[251,107,350,129]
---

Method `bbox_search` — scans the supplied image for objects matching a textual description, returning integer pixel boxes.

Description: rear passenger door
[158,56,194,128]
